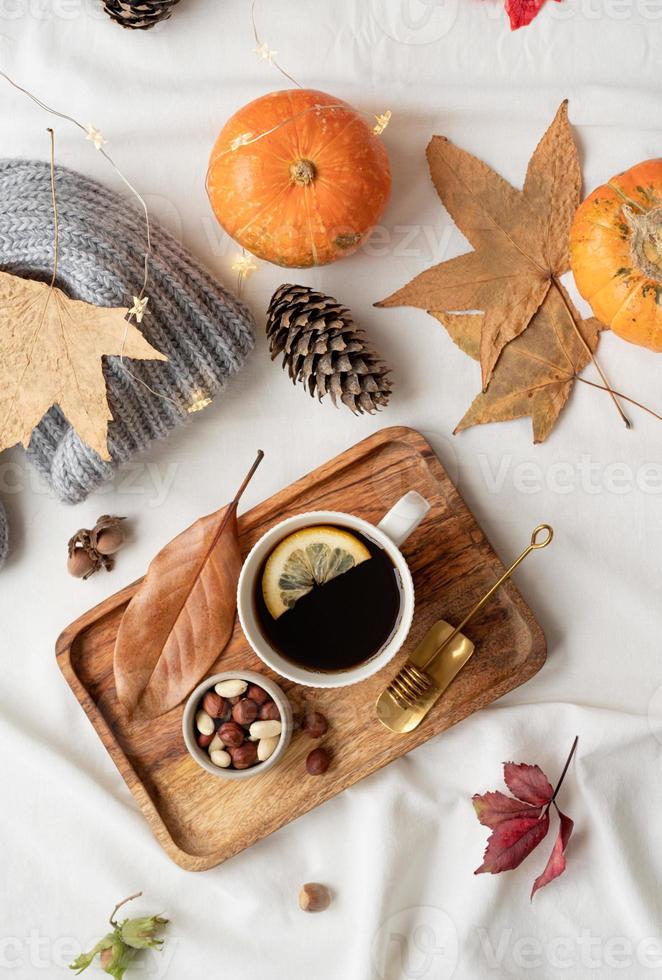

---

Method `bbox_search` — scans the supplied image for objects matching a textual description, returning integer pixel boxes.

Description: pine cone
[101,0,182,29]
[266,284,392,415]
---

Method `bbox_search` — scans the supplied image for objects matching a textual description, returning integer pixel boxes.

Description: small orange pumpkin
[206,89,391,269]
[570,159,662,352]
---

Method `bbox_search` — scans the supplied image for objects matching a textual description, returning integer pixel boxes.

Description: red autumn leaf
[473,790,541,828]
[474,809,549,874]
[472,739,578,898]
[503,762,553,806]
[504,0,561,29]
[531,810,574,898]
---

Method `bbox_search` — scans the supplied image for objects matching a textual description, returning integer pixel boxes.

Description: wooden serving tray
[56,427,546,871]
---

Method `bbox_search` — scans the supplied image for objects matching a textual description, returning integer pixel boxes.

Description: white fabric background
[1,1,662,977]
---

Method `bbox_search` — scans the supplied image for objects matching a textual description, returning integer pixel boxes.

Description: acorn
[67,515,127,580]
[93,516,127,556]
[67,548,97,580]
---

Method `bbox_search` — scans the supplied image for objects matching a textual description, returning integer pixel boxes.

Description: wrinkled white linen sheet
[1,1,662,977]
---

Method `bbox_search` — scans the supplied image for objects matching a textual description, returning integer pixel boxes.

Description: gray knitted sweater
[0,159,255,568]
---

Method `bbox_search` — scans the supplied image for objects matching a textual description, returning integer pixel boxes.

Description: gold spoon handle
[420,524,554,673]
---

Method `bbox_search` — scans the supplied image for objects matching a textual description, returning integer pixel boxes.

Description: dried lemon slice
[262,525,371,619]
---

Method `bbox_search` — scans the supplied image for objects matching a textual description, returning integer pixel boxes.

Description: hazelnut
[259,700,280,721]
[299,883,331,913]
[218,722,245,748]
[246,683,269,705]
[306,747,330,776]
[197,732,214,748]
[302,711,328,739]
[232,698,258,726]
[230,742,258,769]
[202,691,226,718]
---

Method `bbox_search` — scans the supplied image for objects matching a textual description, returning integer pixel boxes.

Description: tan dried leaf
[0,271,166,460]
[436,284,605,443]
[377,101,580,390]
[113,453,263,720]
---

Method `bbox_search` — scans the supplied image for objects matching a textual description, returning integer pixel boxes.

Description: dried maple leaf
[473,738,577,899]
[114,452,263,720]
[435,285,605,442]
[376,102,581,390]
[0,272,166,461]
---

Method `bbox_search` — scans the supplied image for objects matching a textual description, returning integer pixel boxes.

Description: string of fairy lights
[0,70,190,412]
[0,0,392,421]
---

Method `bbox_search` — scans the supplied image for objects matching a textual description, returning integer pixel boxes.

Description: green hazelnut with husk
[69,892,167,979]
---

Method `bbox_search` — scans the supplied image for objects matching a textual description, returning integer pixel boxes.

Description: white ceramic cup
[237,491,431,688]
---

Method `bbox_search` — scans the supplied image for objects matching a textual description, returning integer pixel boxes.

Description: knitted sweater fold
[0,159,255,569]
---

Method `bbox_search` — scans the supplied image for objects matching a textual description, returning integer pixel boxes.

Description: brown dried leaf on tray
[0,271,166,461]
[113,452,263,721]
[376,101,622,442]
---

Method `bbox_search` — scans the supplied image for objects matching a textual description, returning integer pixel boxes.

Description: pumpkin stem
[290,159,317,186]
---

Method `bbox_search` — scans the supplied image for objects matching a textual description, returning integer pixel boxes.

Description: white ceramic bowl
[182,670,293,780]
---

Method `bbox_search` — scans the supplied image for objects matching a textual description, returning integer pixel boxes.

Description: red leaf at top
[531,809,574,898]
[475,810,549,875]
[503,762,553,806]
[504,0,561,29]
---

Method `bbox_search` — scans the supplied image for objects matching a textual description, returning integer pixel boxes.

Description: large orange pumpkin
[570,159,662,351]
[206,89,391,269]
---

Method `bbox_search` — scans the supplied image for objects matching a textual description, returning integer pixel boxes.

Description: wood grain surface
[56,427,547,871]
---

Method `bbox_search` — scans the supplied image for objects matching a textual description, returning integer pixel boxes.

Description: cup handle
[376,491,431,548]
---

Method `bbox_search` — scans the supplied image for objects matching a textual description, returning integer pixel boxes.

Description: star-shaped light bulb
[188,390,213,414]
[232,254,258,278]
[254,41,277,62]
[85,124,107,151]
[373,111,392,136]
[128,295,149,324]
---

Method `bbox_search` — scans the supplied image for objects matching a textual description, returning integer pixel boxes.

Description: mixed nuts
[195,678,283,771]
